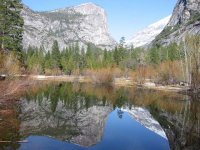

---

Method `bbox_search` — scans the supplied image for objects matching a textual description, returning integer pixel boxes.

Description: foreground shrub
[131,65,147,84]
[84,68,114,85]
[0,52,21,76]
[132,61,184,85]
[0,51,4,74]
[156,61,183,85]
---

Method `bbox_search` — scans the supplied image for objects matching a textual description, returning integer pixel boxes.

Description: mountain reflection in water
[0,83,199,150]
[122,107,167,139]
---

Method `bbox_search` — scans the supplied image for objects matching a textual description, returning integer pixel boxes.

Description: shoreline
[29,75,189,92]
[0,75,190,101]
[0,79,52,101]
[141,83,190,92]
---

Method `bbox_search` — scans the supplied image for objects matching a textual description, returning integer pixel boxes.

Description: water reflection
[160,95,200,150]
[122,107,167,139]
[0,83,199,150]
[20,97,112,146]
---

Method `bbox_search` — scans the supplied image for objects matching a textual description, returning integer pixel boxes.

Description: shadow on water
[0,82,199,150]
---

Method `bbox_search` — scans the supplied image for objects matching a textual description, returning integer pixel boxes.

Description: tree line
[23,38,182,75]
[0,0,199,91]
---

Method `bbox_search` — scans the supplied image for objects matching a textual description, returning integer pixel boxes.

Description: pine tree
[168,43,179,61]
[44,51,52,71]
[103,48,108,67]
[51,40,61,69]
[0,0,24,58]
[148,47,160,64]
[74,42,80,69]
[86,43,93,68]
[79,46,86,72]
[104,49,108,61]
[114,47,119,65]
[86,43,92,58]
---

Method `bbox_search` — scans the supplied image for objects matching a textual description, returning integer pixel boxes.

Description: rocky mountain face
[20,98,112,147]
[126,16,171,48]
[122,107,167,139]
[168,0,200,26]
[152,0,200,46]
[21,3,116,51]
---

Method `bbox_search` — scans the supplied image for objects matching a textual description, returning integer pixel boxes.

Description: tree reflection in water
[0,82,199,149]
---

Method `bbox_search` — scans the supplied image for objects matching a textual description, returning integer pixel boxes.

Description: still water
[0,83,200,150]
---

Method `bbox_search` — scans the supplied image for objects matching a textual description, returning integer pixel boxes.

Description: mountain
[152,0,200,46]
[126,16,171,48]
[122,107,167,139]
[20,97,167,147]
[20,98,112,147]
[21,3,116,51]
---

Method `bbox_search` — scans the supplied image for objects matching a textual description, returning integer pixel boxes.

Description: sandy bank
[30,75,135,86]
[141,82,190,92]
[30,75,92,82]
[29,75,189,92]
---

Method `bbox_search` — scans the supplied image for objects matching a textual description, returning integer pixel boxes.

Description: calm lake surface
[0,83,200,150]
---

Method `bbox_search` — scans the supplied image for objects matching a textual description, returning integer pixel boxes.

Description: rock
[21,3,117,52]
[144,82,156,87]
[122,107,167,139]
[168,0,200,26]
[151,0,200,46]
[19,98,112,147]
[0,75,6,80]
[179,81,189,86]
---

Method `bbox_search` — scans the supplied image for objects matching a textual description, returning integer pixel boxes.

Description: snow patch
[126,15,171,48]
[122,107,167,139]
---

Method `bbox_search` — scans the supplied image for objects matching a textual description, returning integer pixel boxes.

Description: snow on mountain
[122,107,167,139]
[126,15,171,48]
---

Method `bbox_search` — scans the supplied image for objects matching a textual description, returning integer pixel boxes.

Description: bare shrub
[0,51,5,74]
[3,52,21,76]
[132,61,184,85]
[29,64,43,75]
[154,61,183,85]
[112,67,123,78]
[83,68,114,84]
[131,65,147,84]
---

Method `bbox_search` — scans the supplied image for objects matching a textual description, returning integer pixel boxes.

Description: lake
[0,83,199,150]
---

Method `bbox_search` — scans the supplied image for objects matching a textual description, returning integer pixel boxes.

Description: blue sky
[22,0,177,42]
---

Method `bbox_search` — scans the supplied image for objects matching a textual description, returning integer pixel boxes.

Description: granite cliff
[21,3,116,51]
[153,0,200,46]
